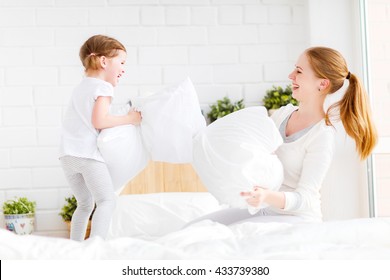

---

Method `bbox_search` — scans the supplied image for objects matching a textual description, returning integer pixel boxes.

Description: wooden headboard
[120,161,207,195]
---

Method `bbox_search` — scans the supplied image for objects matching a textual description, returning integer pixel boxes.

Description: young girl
[187,46,378,226]
[59,35,142,241]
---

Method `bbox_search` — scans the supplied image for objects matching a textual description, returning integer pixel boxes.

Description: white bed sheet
[1,193,390,260]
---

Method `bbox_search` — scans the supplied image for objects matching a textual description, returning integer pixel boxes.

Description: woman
[188,46,377,225]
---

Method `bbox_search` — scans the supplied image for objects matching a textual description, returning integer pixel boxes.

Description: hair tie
[88,53,96,57]
[346,71,351,80]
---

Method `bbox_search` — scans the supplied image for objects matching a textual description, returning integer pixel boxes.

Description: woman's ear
[319,79,330,91]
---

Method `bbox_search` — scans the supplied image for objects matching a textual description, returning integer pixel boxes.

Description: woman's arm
[241,187,286,209]
[241,126,335,211]
[92,96,142,129]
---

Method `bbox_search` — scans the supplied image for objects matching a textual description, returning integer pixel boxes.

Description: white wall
[308,0,370,220]
[0,0,308,236]
[367,0,390,217]
[0,0,367,236]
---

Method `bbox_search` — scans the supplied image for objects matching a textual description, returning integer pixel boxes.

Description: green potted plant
[262,85,298,114]
[207,96,245,123]
[59,195,95,239]
[3,197,36,235]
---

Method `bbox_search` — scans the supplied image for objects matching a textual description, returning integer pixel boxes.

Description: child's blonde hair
[79,34,126,71]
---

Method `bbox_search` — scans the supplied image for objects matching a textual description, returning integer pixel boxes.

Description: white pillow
[107,192,222,239]
[97,125,149,194]
[192,106,284,211]
[97,77,205,193]
[133,77,206,163]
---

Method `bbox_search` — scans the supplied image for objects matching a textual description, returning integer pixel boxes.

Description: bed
[1,161,390,260]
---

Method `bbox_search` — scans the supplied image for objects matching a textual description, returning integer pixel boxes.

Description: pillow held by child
[98,77,206,193]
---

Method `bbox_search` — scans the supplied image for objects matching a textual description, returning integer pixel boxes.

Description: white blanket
[1,217,390,259]
[2,192,388,260]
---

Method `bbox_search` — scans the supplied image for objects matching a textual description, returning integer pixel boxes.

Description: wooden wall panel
[121,161,207,195]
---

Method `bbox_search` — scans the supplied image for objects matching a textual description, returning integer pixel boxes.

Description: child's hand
[128,110,142,125]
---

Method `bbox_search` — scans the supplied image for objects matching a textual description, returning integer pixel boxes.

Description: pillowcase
[97,125,149,194]
[97,77,206,193]
[133,77,206,163]
[107,192,222,239]
[192,106,284,211]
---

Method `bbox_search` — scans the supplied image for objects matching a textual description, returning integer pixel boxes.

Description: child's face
[104,50,127,87]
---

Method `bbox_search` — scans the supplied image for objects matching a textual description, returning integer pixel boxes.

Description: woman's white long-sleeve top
[270,104,336,221]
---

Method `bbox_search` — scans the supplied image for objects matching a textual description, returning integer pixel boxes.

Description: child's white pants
[60,156,116,241]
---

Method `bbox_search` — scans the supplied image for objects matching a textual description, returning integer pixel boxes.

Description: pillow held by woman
[192,106,284,211]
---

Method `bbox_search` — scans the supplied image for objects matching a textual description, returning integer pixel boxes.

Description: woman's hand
[241,186,286,210]
[240,186,268,208]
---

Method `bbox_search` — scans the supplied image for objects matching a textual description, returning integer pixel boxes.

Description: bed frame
[120,161,207,195]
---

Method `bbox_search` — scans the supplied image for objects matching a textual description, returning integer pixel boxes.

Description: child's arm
[92,96,142,129]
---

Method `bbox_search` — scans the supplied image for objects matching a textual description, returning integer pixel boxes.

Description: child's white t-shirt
[59,77,114,162]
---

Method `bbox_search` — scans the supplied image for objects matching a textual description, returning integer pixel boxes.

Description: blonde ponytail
[327,73,377,160]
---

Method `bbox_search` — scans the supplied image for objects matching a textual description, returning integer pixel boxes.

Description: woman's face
[288,52,322,102]
[103,49,127,87]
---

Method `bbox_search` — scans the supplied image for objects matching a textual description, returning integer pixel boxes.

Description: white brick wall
[0,0,308,235]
